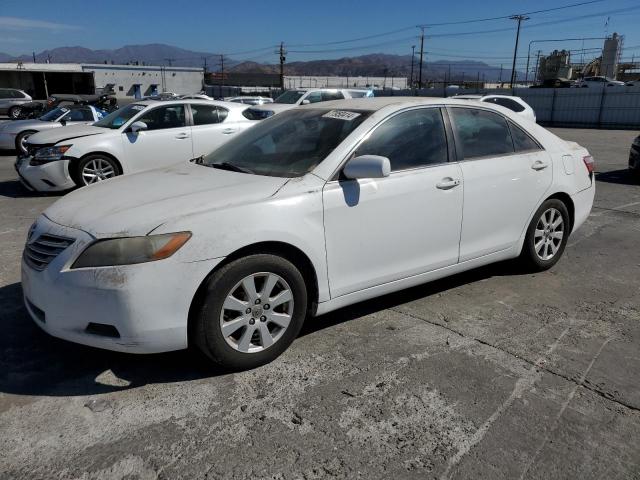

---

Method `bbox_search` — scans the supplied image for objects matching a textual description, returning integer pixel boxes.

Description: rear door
[121,103,193,172]
[449,107,552,262]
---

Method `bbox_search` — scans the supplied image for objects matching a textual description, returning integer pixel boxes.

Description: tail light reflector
[582,155,595,173]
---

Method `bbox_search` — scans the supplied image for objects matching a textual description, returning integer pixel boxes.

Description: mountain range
[0,44,520,82]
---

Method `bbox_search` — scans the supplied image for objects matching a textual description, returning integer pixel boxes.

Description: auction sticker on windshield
[322,110,361,121]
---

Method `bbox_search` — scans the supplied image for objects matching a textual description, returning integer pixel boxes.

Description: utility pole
[410,45,415,89]
[164,58,175,67]
[32,51,36,63]
[417,27,426,89]
[219,54,225,97]
[533,50,542,85]
[509,14,529,88]
[278,42,286,91]
[201,56,208,74]
[499,64,503,85]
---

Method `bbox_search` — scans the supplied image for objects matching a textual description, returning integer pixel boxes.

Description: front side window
[0,90,10,99]
[509,121,542,152]
[202,108,371,177]
[67,107,94,121]
[322,91,345,101]
[137,105,186,130]
[306,92,323,103]
[40,107,69,122]
[355,108,448,171]
[449,108,514,159]
[191,105,227,125]
[94,103,146,129]
[274,90,305,104]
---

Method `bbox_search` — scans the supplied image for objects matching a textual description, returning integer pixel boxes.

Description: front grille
[24,233,75,271]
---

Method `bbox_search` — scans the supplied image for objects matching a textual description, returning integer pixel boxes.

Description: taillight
[582,155,595,173]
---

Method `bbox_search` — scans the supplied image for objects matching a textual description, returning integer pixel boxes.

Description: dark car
[15,93,118,119]
[630,134,640,178]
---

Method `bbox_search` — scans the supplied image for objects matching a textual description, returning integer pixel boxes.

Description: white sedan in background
[15,99,256,191]
[21,97,595,370]
[454,94,536,123]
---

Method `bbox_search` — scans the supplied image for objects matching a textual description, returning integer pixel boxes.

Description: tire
[15,130,36,155]
[194,254,308,370]
[75,154,120,186]
[519,199,570,272]
[8,106,21,120]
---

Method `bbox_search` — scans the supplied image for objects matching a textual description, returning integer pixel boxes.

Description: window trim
[446,105,543,162]
[328,105,453,182]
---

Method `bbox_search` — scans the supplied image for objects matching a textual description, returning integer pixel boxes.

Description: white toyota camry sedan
[22,97,595,369]
[15,99,256,192]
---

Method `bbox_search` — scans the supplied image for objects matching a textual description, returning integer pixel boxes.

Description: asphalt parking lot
[0,126,639,480]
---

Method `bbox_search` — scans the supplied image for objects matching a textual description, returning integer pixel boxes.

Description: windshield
[94,103,145,129]
[202,108,371,177]
[274,90,306,104]
[39,107,69,122]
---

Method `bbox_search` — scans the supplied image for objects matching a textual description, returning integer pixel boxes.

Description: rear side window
[191,105,227,125]
[484,97,525,113]
[449,108,514,159]
[137,105,186,130]
[509,121,542,152]
[355,108,448,171]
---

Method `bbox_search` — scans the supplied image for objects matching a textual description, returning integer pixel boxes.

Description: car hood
[44,162,289,237]
[27,124,106,146]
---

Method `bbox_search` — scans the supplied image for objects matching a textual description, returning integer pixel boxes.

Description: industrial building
[0,62,204,100]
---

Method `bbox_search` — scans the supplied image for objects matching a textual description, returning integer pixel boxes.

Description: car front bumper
[15,156,76,192]
[21,215,223,354]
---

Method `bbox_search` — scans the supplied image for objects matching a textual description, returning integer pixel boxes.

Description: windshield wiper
[209,162,254,174]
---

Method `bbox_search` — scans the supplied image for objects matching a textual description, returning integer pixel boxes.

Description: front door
[323,107,464,298]
[122,104,193,173]
[448,107,553,262]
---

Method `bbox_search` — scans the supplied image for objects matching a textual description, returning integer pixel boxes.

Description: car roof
[127,99,247,110]
[298,96,504,112]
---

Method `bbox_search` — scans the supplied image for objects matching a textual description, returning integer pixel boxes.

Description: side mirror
[130,121,148,133]
[59,118,67,126]
[343,155,391,179]
[301,99,310,105]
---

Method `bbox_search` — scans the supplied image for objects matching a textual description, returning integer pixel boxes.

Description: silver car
[0,88,32,119]
[0,105,106,154]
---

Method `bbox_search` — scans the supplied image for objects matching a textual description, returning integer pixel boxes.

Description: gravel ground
[0,127,639,480]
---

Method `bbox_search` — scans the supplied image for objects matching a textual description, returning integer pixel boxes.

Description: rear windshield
[274,90,306,104]
[203,108,371,177]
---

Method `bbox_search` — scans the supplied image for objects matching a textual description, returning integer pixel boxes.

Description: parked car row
[17,93,596,369]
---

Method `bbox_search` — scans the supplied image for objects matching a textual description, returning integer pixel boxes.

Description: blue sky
[2,0,640,69]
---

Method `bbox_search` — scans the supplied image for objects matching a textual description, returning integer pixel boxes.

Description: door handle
[175,132,190,139]
[222,128,238,135]
[531,160,549,170]
[436,177,461,190]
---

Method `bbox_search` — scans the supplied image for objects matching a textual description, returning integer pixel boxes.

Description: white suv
[16,100,257,192]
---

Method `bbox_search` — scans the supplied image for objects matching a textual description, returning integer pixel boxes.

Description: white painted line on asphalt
[440,323,573,480]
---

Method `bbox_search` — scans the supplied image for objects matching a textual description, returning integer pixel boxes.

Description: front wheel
[519,199,570,271]
[15,130,36,155]
[75,154,119,186]
[194,254,308,370]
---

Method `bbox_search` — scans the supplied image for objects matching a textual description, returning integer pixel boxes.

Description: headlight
[71,232,191,269]
[31,145,72,165]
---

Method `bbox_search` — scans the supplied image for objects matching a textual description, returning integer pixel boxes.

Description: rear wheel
[75,154,120,186]
[194,254,308,370]
[519,199,570,271]
[8,106,21,120]
[15,130,36,154]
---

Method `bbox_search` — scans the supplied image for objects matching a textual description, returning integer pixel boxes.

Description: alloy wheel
[534,207,564,261]
[18,133,32,154]
[219,272,294,353]
[81,158,116,185]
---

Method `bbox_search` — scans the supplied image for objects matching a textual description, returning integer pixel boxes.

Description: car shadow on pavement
[595,169,640,186]
[0,261,522,398]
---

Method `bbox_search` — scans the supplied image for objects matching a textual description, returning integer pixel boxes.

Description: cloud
[0,17,81,31]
